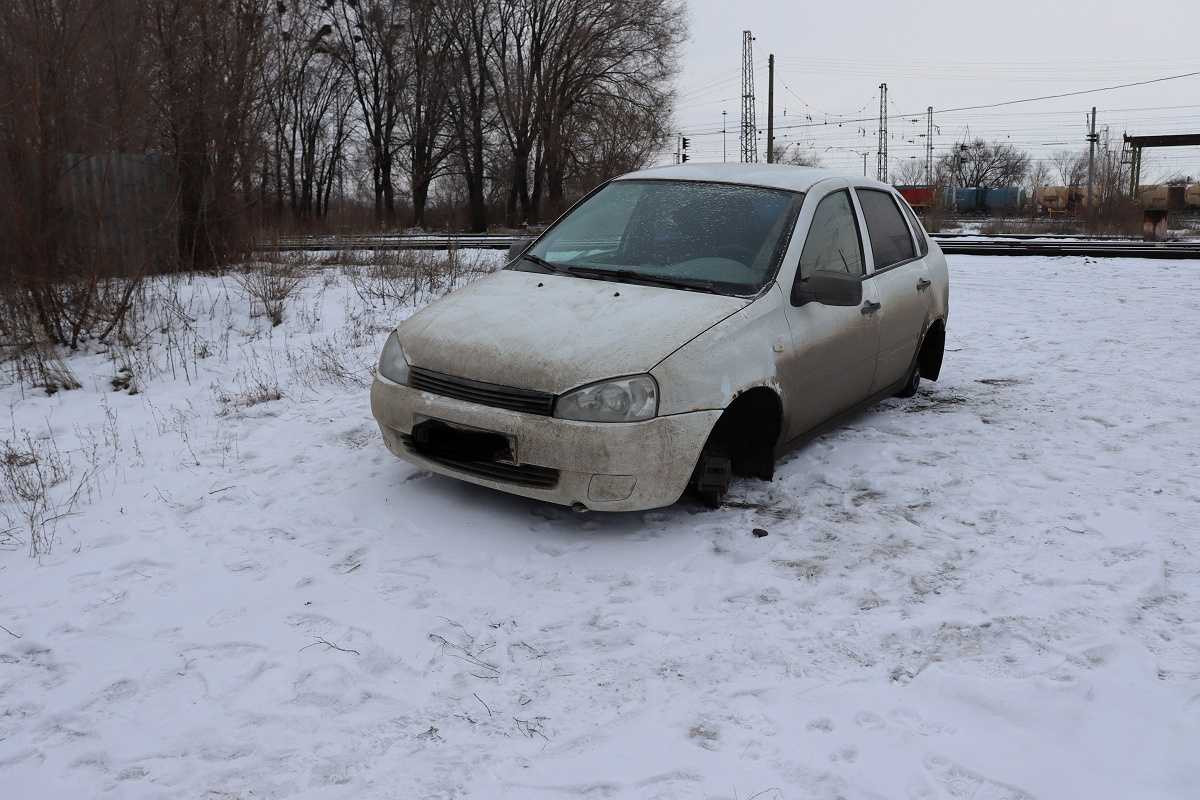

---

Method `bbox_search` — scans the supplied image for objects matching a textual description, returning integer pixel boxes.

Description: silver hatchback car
[371,164,949,510]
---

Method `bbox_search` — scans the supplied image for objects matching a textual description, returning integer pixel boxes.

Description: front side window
[797,189,865,281]
[857,188,917,269]
[513,180,804,296]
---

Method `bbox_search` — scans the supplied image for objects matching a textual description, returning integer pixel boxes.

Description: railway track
[937,239,1200,258]
[255,234,1200,259]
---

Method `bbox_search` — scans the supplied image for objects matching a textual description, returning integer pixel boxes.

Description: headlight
[555,375,658,423]
[378,331,410,384]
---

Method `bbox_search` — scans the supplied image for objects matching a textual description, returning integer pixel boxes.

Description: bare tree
[149,0,272,269]
[0,0,159,346]
[398,0,456,228]
[1050,149,1088,190]
[1027,159,1053,196]
[441,0,497,232]
[488,0,555,226]
[326,0,406,225]
[937,139,1030,188]
[534,0,684,218]
[562,90,672,196]
[892,158,926,185]
[3,0,688,280]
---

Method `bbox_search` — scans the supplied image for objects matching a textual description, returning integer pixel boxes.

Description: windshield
[513,179,804,295]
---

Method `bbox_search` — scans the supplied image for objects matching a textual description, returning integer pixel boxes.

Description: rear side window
[857,188,917,269]
[897,196,930,257]
[797,190,865,280]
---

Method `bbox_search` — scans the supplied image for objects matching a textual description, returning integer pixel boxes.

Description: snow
[2,253,1199,799]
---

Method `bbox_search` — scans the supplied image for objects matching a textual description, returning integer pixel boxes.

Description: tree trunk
[411,179,429,228]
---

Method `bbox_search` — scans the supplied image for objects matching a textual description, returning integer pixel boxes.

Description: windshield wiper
[518,253,566,274]
[563,266,721,294]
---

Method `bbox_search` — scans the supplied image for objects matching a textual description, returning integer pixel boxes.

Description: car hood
[398,269,749,395]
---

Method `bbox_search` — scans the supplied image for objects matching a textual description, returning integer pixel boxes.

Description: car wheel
[693,448,732,508]
[895,358,921,398]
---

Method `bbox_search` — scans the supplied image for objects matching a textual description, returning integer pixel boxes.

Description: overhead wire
[677,69,1200,138]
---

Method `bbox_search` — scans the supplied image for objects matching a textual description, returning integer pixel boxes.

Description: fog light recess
[587,474,637,502]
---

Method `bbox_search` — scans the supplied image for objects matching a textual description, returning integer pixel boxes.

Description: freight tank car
[1186,184,1200,209]
[951,186,1026,214]
[1137,185,1187,212]
[1036,186,1071,216]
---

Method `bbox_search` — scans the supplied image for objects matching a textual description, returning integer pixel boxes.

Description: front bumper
[370,374,721,511]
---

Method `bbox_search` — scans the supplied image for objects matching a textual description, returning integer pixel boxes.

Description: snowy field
[1,251,1198,799]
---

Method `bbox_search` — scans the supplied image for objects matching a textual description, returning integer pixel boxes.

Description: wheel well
[704,387,782,481]
[919,319,946,381]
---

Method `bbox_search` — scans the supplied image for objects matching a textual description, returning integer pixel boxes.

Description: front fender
[651,285,791,416]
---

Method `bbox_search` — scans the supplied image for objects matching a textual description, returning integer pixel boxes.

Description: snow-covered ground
[2,252,1198,799]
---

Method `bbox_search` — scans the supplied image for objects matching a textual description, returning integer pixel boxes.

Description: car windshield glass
[513,180,804,295]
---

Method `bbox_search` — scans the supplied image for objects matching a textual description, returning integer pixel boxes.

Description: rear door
[778,185,881,439]
[854,187,932,392]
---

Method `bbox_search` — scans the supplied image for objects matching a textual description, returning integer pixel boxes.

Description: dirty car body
[370,164,950,511]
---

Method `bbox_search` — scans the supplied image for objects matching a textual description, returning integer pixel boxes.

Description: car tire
[895,358,921,398]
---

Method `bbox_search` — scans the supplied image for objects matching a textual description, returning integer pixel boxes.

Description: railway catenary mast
[926,107,934,186]
[740,31,758,163]
[877,83,888,182]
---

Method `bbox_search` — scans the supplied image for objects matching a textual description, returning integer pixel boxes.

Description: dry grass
[235,260,308,326]
[2,344,83,397]
[0,430,85,557]
[346,248,495,309]
[979,220,1066,236]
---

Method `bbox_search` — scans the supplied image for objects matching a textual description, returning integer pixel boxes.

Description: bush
[235,261,307,326]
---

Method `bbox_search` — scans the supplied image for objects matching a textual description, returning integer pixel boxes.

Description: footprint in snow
[332,547,367,574]
[923,754,1034,799]
[830,745,858,764]
[101,679,138,703]
[854,710,886,730]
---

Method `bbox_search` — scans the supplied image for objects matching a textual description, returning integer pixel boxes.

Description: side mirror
[507,237,534,261]
[791,270,864,307]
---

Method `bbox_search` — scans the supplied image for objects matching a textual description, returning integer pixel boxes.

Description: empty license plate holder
[411,418,516,464]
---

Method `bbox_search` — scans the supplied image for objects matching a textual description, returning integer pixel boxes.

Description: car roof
[614,163,896,194]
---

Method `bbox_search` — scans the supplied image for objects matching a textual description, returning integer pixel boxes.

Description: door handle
[860,301,881,315]
[917,278,932,291]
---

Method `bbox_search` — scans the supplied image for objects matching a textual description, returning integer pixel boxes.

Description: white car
[371,164,949,511]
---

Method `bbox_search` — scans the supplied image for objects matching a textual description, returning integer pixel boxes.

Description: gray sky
[669,0,1200,182]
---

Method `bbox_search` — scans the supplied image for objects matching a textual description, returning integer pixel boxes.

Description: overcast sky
[669,0,1200,182]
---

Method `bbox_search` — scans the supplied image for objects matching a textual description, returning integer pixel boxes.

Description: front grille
[409,366,555,416]
[400,434,560,489]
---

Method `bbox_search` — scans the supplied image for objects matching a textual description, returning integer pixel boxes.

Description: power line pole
[722,110,727,163]
[926,106,934,186]
[876,83,888,182]
[766,54,775,163]
[740,31,757,163]
[1087,106,1098,216]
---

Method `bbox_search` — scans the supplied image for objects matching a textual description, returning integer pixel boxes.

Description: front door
[778,188,881,440]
